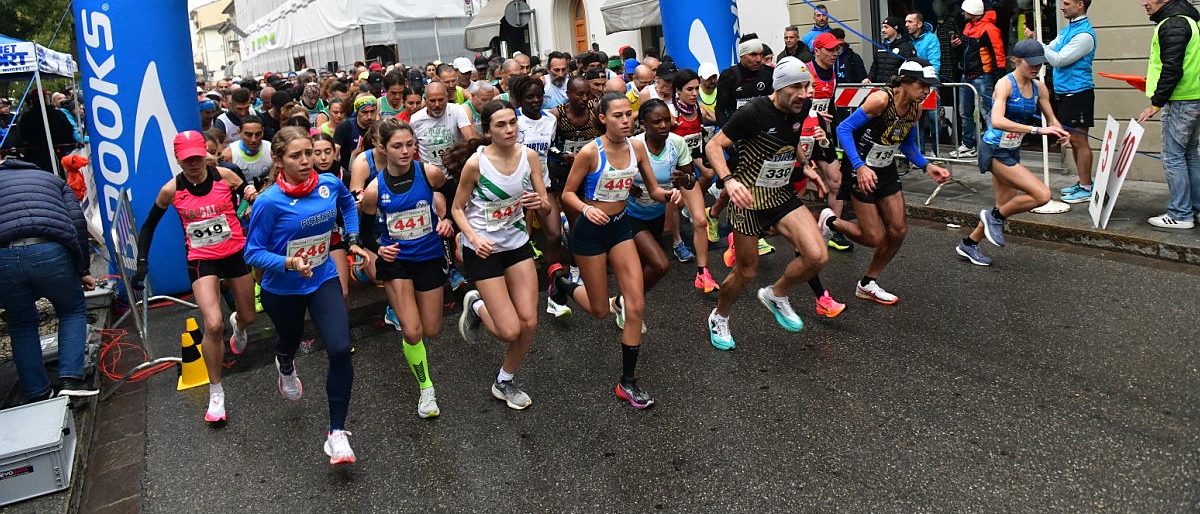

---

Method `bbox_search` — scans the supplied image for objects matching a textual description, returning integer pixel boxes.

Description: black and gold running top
[721,96,807,210]
[551,99,602,163]
[850,87,921,170]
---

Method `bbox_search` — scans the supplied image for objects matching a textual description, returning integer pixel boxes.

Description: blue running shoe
[673,241,696,262]
[1061,186,1092,204]
[384,305,401,330]
[448,268,467,292]
[1059,182,1083,195]
[980,209,1006,247]
[756,286,804,332]
[955,241,993,266]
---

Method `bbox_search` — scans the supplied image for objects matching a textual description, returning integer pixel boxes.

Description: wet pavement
[76,219,1200,513]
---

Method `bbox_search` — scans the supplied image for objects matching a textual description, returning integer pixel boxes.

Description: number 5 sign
[1091,117,1145,230]
[1089,116,1119,228]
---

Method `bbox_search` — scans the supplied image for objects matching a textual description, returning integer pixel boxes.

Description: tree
[0,0,75,99]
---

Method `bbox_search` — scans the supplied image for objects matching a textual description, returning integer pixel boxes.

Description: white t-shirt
[410,104,472,169]
[517,108,557,184]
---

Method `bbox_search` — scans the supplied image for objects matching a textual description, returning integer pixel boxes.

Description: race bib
[483,197,523,232]
[683,133,703,153]
[811,98,831,113]
[755,159,794,188]
[865,143,899,168]
[999,131,1024,149]
[594,167,638,202]
[799,136,815,162]
[186,216,232,249]
[385,205,434,240]
[563,139,589,155]
[287,231,330,268]
[427,142,451,166]
[736,98,751,109]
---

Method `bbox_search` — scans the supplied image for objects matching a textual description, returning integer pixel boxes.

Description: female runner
[549,92,678,409]
[359,118,453,418]
[244,126,369,465]
[313,132,355,302]
[508,75,566,274]
[450,100,549,410]
[667,69,719,291]
[134,130,257,423]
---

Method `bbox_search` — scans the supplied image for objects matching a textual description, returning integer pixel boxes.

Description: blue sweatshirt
[245,174,359,295]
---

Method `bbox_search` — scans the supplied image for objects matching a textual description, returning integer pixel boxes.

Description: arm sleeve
[899,127,929,169]
[243,198,288,273]
[137,204,167,265]
[1043,33,1094,68]
[61,180,90,273]
[837,108,871,170]
[1152,19,1193,107]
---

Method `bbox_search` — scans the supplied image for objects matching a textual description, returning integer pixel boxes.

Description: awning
[601,0,660,35]
[464,0,511,51]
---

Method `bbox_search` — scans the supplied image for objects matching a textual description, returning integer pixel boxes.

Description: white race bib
[185,216,232,249]
[563,139,589,155]
[736,98,751,109]
[385,205,434,240]
[865,143,899,168]
[594,167,638,202]
[999,131,1024,149]
[683,133,703,153]
[799,136,815,162]
[287,231,330,268]
[755,159,794,188]
[483,197,523,232]
[811,98,831,113]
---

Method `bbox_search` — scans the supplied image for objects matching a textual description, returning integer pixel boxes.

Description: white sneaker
[323,430,356,465]
[204,390,226,423]
[229,311,248,355]
[948,145,977,158]
[417,387,440,419]
[275,357,303,401]
[1148,214,1195,229]
[545,297,572,318]
[817,207,835,240]
[855,280,899,305]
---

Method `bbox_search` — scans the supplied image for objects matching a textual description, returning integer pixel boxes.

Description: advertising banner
[75,0,199,295]
[0,41,38,74]
[659,0,739,73]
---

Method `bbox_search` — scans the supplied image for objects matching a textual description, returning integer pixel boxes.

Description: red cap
[812,32,841,50]
[173,131,208,161]
[369,62,383,71]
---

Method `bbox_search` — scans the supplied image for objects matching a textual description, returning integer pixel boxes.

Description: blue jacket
[801,25,832,49]
[0,158,90,274]
[911,22,942,75]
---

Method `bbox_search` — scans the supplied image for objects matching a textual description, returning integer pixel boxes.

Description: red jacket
[962,11,1006,77]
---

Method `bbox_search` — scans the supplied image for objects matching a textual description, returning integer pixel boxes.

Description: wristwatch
[1031,126,1039,136]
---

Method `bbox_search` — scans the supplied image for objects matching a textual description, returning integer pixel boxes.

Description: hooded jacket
[869,35,917,83]
[962,10,1006,78]
[1147,0,1200,106]
[911,22,942,75]
[836,45,869,84]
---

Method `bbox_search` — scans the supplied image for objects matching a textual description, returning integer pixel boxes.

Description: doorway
[571,0,589,53]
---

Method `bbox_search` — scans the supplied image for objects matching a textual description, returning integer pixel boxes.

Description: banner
[659,0,739,73]
[1096,119,1145,230]
[75,0,198,295]
[0,41,38,74]
[1089,116,1119,228]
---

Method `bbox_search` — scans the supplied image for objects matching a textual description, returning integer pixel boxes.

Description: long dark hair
[442,100,516,179]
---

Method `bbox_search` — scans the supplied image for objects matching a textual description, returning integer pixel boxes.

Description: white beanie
[772,57,812,91]
[962,0,984,16]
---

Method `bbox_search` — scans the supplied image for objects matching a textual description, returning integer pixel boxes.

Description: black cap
[240,78,259,91]
[656,61,679,79]
[474,55,489,70]
[367,72,384,86]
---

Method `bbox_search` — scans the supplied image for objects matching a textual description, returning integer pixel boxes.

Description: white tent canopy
[0,34,78,78]
[600,0,661,35]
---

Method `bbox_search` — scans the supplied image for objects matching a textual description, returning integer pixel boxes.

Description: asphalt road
[133,221,1199,513]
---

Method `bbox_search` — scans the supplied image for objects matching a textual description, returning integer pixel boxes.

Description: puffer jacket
[911,22,942,75]
[962,10,1006,78]
[0,158,90,274]
[869,36,917,83]
[1149,0,1200,106]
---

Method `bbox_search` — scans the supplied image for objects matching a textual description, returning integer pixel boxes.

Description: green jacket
[1147,2,1200,104]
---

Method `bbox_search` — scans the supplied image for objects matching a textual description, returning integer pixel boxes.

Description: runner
[243,126,369,465]
[358,118,453,418]
[315,94,346,137]
[702,57,831,351]
[221,115,272,189]
[509,74,567,280]
[546,76,603,301]
[629,99,694,304]
[449,100,550,410]
[955,40,1069,266]
[822,60,951,304]
[807,32,854,252]
[394,87,425,124]
[667,69,720,292]
[312,132,356,302]
[134,131,258,423]
[549,91,676,408]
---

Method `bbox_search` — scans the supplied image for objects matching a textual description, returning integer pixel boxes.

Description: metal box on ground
[0,395,77,507]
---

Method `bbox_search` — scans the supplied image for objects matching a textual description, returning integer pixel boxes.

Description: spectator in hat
[831,28,868,84]
[780,25,813,63]
[949,0,1006,159]
[869,16,917,83]
[716,33,774,126]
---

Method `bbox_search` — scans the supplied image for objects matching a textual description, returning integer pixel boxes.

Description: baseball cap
[897,59,941,85]
[656,60,679,79]
[369,62,383,72]
[624,58,640,74]
[772,57,812,91]
[453,57,474,74]
[204,90,222,101]
[698,62,719,80]
[366,72,384,87]
[962,0,984,16]
[474,55,489,70]
[173,131,208,161]
[1011,39,1047,66]
[812,32,841,51]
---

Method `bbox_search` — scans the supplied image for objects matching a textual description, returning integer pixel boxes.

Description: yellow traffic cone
[178,318,210,391]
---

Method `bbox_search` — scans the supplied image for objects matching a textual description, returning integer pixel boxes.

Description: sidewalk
[895,161,1200,266]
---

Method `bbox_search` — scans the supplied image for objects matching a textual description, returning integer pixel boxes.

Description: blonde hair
[267,126,313,186]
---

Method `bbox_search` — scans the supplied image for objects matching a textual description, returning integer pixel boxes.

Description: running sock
[402,339,434,389]
[808,276,825,297]
[991,207,1007,222]
[276,353,295,375]
[825,215,839,231]
[555,275,579,302]
[962,237,979,247]
[470,296,483,316]
[620,344,640,383]
[209,382,224,396]
[697,266,706,274]
[860,276,877,287]
[497,368,514,384]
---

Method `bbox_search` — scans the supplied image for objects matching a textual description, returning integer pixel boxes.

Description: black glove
[131,260,148,290]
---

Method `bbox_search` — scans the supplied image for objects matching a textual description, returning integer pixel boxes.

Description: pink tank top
[173,169,245,261]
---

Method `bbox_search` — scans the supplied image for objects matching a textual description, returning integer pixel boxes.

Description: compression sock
[402,339,434,389]
[276,352,295,375]
[621,344,640,383]
[991,207,1007,222]
[860,276,878,287]
[808,276,825,297]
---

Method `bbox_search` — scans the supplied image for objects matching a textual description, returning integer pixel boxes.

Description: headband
[738,39,764,57]
[353,96,378,113]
